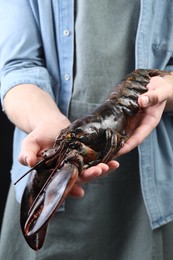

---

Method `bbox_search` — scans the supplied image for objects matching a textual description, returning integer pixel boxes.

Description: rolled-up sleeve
[0,0,55,108]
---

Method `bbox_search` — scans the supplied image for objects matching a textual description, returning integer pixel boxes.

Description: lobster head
[19,118,125,250]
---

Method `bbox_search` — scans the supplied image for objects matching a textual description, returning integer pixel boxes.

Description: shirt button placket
[63,29,70,81]
[63,29,71,83]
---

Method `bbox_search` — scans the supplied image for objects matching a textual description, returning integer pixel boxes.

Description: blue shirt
[0,0,173,229]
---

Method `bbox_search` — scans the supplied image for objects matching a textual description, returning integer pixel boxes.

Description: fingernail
[25,156,29,166]
[141,96,149,107]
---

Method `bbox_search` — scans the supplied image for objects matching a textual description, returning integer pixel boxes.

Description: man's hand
[117,74,173,156]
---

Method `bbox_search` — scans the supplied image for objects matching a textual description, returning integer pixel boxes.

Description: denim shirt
[0,0,173,229]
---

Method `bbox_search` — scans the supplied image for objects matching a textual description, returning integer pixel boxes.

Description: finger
[139,92,167,108]
[69,184,85,198]
[139,77,171,107]
[115,119,153,156]
[79,161,119,183]
[101,160,120,176]
[69,161,119,198]
[18,150,37,167]
[107,160,120,171]
[116,141,136,157]
[80,164,106,182]
[18,136,40,167]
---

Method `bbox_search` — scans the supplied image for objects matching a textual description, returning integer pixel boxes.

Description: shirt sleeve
[0,0,55,108]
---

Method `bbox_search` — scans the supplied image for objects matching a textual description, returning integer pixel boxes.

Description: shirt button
[63,29,70,37]
[64,74,70,81]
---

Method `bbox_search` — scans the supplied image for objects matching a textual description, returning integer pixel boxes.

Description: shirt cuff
[0,66,55,109]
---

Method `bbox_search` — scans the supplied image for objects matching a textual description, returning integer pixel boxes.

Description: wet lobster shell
[18,69,171,250]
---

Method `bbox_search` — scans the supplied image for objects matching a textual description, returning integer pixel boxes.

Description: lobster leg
[102,128,127,163]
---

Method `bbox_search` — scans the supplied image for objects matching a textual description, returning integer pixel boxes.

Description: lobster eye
[66,132,76,139]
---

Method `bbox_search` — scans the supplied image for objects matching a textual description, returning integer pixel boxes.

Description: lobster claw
[20,162,79,250]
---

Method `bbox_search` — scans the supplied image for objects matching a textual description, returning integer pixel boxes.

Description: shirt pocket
[152,2,173,53]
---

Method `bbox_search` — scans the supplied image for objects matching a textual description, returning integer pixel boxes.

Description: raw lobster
[15,69,170,250]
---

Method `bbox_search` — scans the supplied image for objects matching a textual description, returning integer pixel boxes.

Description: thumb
[18,136,41,167]
[18,150,38,167]
[138,76,171,108]
[138,89,167,108]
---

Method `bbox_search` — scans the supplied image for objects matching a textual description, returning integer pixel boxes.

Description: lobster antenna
[14,159,44,185]
[14,169,32,185]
